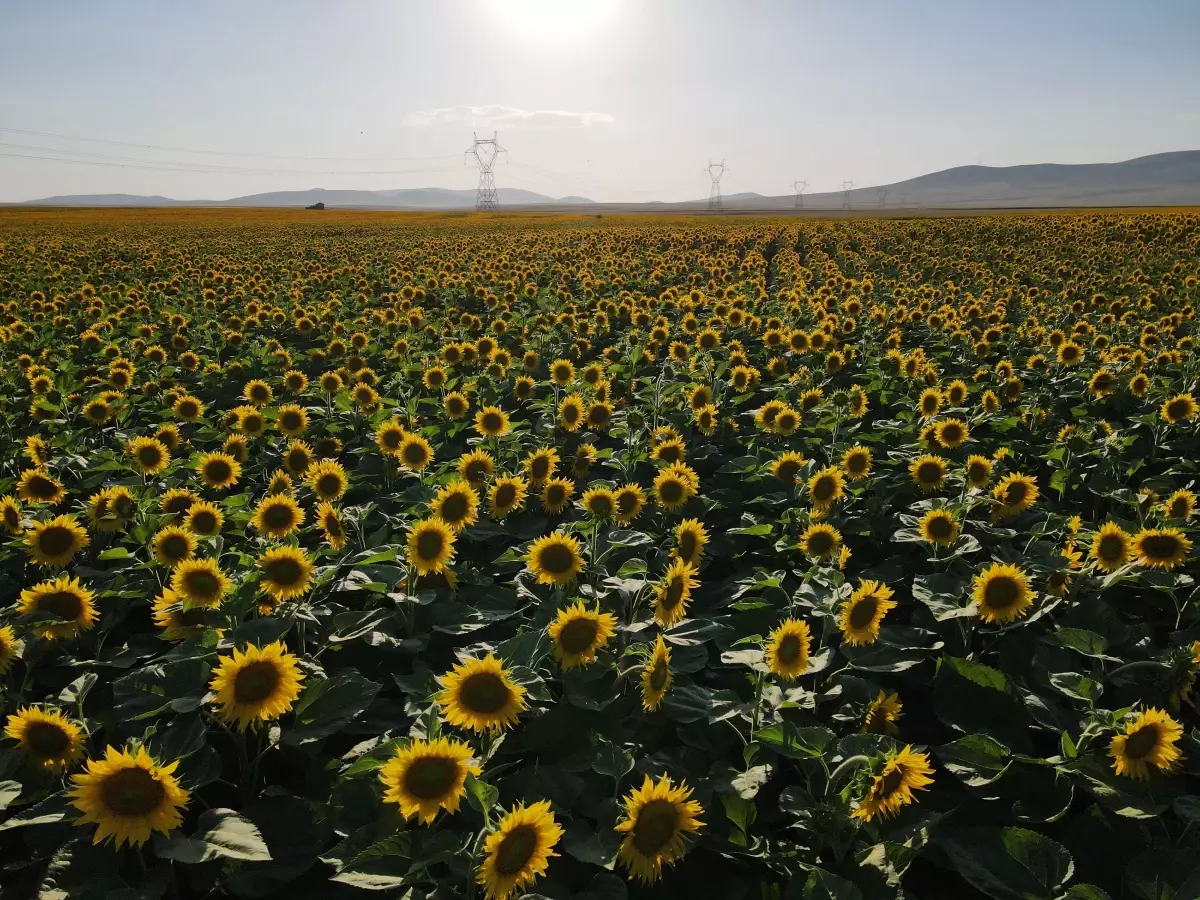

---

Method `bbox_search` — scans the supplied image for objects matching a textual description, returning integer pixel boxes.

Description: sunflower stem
[825,754,872,797]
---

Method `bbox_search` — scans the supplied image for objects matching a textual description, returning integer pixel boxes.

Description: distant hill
[14,187,594,209]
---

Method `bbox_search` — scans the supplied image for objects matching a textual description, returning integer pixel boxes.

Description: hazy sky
[2,0,1199,203]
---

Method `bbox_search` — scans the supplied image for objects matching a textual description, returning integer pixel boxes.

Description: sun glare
[492,0,618,39]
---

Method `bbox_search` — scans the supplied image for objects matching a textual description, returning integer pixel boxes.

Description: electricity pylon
[876,187,889,208]
[793,178,809,209]
[464,132,507,211]
[841,180,854,210]
[705,160,726,212]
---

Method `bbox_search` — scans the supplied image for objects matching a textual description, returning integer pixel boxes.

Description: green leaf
[157,808,272,862]
[283,670,381,746]
[465,774,499,816]
[0,780,22,811]
[1125,849,1200,900]
[791,866,864,900]
[936,734,1012,786]
[757,724,835,760]
[939,826,1073,900]
[1061,886,1112,900]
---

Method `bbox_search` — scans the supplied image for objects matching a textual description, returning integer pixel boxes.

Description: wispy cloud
[402,105,615,130]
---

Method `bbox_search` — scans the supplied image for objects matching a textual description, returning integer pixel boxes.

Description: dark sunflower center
[849,596,879,630]
[812,477,835,502]
[649,658,670,691]
[942,425,963,443]
[778,413,798,430]
[244,415,264,432]
[968,463,988,482]
[440,494,469,522]
[176,606,211,627]
[265,558,304,586]
[530,459,550,480]
[403,446,427,466]
[234,660,282,704]
[563,405,580,422]
[206,460,232,483]
[880,765,907,796]
[263,504,295,529]
[659,480,683,503]
[465,461,489,481]
[4,508,19,528]
[317,474,342,496]
[917,462,942,484]
[38,526,75,556]
[545,486,566,506]
[679,534,697,559]
[459,672,512,714]
[288,451,310,470]
[632,799,680,855]
[588,495,613,517]
[100,767,167,817]
[1141,534,1181,560]
[1167,400,1189,419]
[416,530,445,560]
[494,824,538,876]
[658,446,682,464]
[185,571,220,598]
[927,516,954,540]
[558,617,600,654]
[777,634,802,664]
[1098,534,1126,560]
[537,543,576,575]
[922,399,938,415]
[482,413,502,431]
[27,475,58,499]
[777,461,801,480]
[1124,724,1160,759]
[984,576,1020,609]
[160,534,190,559]
[402,755,460,799]
[589,406,610,425]
[662,578,686,610]
[495,485,516,508]
[25,721,71,756]
[847,454,868,473]
[279,412,301,431]
[191,511,218,534]
[1004,484,1028,505]
[618,493,638,515]
[807,532,834,556]
[138,447,162,466]
[448,399,465,415]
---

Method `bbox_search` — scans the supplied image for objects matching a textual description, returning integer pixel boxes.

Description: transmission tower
[876,187,889,208]
[793,178,809,209]
[705,160,727,212]
[841,180,854,210]
[464,132,507,211]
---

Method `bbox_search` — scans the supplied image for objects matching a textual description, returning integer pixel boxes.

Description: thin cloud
[402,105,615,130]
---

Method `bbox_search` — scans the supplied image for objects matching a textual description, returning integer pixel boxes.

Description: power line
[465,132,507,211]
[0,150,466,178]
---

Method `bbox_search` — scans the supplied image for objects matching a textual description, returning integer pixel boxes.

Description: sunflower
[0,626,21,675]
[17,468,64,504]
[842,445,872,480]
[475,406,511,438]
[5,707,84,769]
[550,358,576,386]
[614,775,705,885]
[580,486,617,520]
[1163,489,1196,521]
[652,438,687,466]
[127,436,170,475]
[1110,708,1183,780]
[1,495,22,534]
[1090,522,1132,572]
[972,562,1033,624]
[433,480,480,531]
[673,518,709,566]
[87,486,135,533]
[443,392,470,420]
[151,525,196,567]
[524,448,559,485]
[799,523,843,562]
[526,533,584,586]
[909,455,948,493]
[380,736,480,824]
[654,559,699,627]
[68,746,190,847]
[642,635,673,710]
[458,449,496,485]
[773,406,800,435]
[209,641,304,730]
[251,494,304,538]
[540,477,575,515]
[25,515,89,568]
[917,388,942,419]
[235,405,268,437]
[184,500,223,537]
[438,654,527,733]
[152,588,222,639]
[375,420,406,456]
[807,466,846,511]
[307,459,348,501]
[1133,528,1191,569]
[934,418,969,449]
[316,501,346,549]
[406,517,457,575]
[256,547,315,605]
[171,558,230,609]
[863,691,903,735]
[395,433,433,471]
[965,454,993,488]
[548,601,617,669]
[653,464,696,511]
[615,483,647,526]
[489,476,528,520]
[283,440,314,475]
[196,452,241,491]
[769,451,806,482]
[764,618,811,680]
[267,469,293,495]
[477,800,563,900]
[1161,393,1197,424]
[851,746,934,822]
[992,472,1039,519]
[558,393,585,431]
[839,580,897,646]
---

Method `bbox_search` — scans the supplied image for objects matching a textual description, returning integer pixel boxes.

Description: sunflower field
[0,207,1199,900]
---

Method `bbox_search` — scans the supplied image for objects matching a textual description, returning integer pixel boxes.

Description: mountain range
[10,151,1200,211]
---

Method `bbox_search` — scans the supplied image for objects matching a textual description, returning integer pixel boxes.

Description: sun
[492,0,618,39]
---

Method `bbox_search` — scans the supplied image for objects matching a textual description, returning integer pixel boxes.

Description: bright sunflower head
[307,459,348,501]
[863,691,903,735]
[458,449,496,485]
[17,468,65,505]
[799,523,843,562]
[1133,528,1191,569]
[1161,393,1198,424]
[917,388,942,419]
[475,406,511,438]
[614,775,705,885]
[4,706,84,769]
[673,518,709,566]
[615,483,647,526]
[558,393,585,431]
[934,418,969,449]
[765,618,811,680]
[170,558,230,609]
[197,452,241,491]
[964,454,993,488]
[151,525,196,567]
[489,476,528,520]
[806,466,846,511]
[398,433,434,471]
[580,486,617,520]
[184,500,223,537]
[406,517,457,576]
[24,515,89,568]
[235,405,267,438]
[152,588,222,639]
[642,635,673,710]
[1,495,22,535]
[251,494,304,538]
[842,445,872,480]
[653,464,696,512]
[972,562,1033,624]
[770,451,806,482]
[380,736,481,824]
[68,745,190,847]
[540,477,575,515]
[526,533,584,586]
[315,501,346,550]
[524,448,559,485]
[257,546,315,603]
[375,420,406,456]
[909,455,948,493]
[919,508,959,546]
[851,746,934,822]
[434,480,480,531]
[209,641,304,730]
[1163,489,1196,521]
[127,436,170,475]
[548,601,617,669]
[652,438,687,466]
[839,580,897,646]
[1110,708,1183,780]
[439,654,527,733]
[654,559,699,627]
[283,440,314,475]
[992,472,1039,519]
[0,626,21,675]
[477,799,563,900]
[87,486,136,533]
[1090,522,1132,572]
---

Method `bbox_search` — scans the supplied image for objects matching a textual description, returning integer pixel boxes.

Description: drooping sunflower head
[765,618,812,680]
[972,562,1033,624]
[407,517,457,575]
[863,691,903,735]
[1,495,22,535]
[25,515,89,568]
[316,501,346,550]
[380,736,481,824]
[439,654,527,734]
[489,476,528,520]
[477,799,564,900]
[614,775,705,885]
[806,467,846,511]
[1110,708,1183,780]
[526,533,584,586]
[257,546,315,603]
[1134,528,1191,570]
[548,601,617,669]
[209,641,304,730]
[839,580,897,646]
[0,625,20,675]
[909,455,948,493]
[851,746,934,822]
[4,706,84,769]
[919,508,958,546]
[654,559,699,627]
[641,635,673,710]
[68,745,190,847]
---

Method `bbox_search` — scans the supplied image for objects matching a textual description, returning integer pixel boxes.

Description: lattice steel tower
[876,187,889,208]
[841,180,855,210]
[465,132,507,211]
[793,179,809,209]
[705,160,727,212]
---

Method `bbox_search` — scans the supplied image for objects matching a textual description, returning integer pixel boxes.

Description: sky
[2,0,1199,203]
